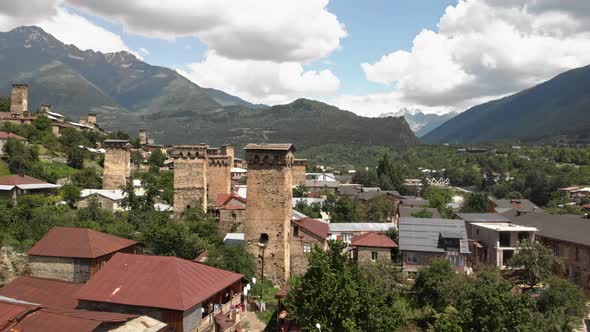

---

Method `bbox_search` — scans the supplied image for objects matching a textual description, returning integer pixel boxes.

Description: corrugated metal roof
[74,253,243,311]
[0,276,81,309]
[28,227,138,259]
[293,217,329,239]
[0,300,38,329]
[329,223,396,233]
[351,232,398,248]
[398,217,470,254]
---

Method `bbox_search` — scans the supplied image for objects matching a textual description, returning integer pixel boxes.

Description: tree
[376,154,404,190]
[148,149,166,168]
[205,243,256,280]
[66,147,85,169]
[0,96,8,113]
[292,184,308,198]
[365,195,396,222]
[412,208,433,218]
[71,168,102,188]
[507,240,562,288]
[460,192,489,213]
[413,259,457,310]
[424,186,453,210]
[131,150,144,169]
[535,276,587,331]
[330,196,355,223]
[294,200,321,218]
[60,183,81,207]
[141,218,207,259]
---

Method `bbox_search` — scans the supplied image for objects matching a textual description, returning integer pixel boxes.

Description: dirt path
[241,312,268,332]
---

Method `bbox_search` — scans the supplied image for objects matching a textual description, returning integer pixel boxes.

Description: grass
[37,161,77,179]
[0,160,11,176]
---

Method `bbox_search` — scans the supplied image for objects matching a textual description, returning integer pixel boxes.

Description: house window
[303,242,311,253]
[407,254,418,264]
[575,247,580,261]
[371,251,378,261]
[293,226,299,237]
[232,211,237,221]
[342,233,353,243]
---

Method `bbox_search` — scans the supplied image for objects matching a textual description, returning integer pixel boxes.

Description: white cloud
[64,0,346,62]
[139,47,150,55]
[354,0,590,115]
[179,51,340,105]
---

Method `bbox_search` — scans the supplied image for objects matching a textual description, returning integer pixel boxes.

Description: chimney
[139,129,147,145]
[10,84,28,115]
[87,113,97,125]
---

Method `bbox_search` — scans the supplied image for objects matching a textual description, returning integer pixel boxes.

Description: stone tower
[10,84,28,115]
[39,104,52,114]
[171,145,208,214]
[207,155,232,205]
[102,140,131,189]
[138,129,147,145]
[244,143,295,284]
[292,159,307,187]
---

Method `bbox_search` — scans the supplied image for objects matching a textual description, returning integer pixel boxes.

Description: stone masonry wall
[356,247,391,262]
[103,143,131,189]
[207,156,231,205]
[29,255,91,283]
[10,84,28,115]
[540,237,590,290]
[290,226,325,276]
[172,146,208,214]
[244,149,293,284]
[219,209,246,235]
[291,159,307,187]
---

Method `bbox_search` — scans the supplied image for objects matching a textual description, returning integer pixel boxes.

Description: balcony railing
[195,293,242,332]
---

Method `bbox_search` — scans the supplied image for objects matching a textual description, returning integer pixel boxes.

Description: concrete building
[27,227,141,283]
[102,140,131,190]
[243,143,295,284]
[292,159,307,187]
[398,217,470,278]
[509,212,590,290]
[171,145,208,214]
[351,232,398,263]
[75,253,244,332]
[469,222,537,268]
[0,174,60,201]
[290,217,328,276]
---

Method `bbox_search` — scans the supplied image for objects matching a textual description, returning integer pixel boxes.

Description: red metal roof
[27,227,138,259]
[0,132,26,140]
[351,232,398,248]
[15,310,103,332]
[215,193,246,208]
[75,253,243,311]
[293,218,329,239]
[0,174,48,186]
[0,276,82,309]
[0,301,38,330]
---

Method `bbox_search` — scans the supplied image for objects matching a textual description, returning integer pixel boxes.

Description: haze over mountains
[380,108,457,137]
[0,26,418,148]
[423,65,590,144]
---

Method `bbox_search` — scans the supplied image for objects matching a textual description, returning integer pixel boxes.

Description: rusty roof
[27,227,138,259]
[0,276,82,309]
[243,143,295,151]
[0,174,48,186]
[75,253,243,311]
[0,300,38,330]
[351,232,398,248]
[16,310,104,332]
[293,218,329,239]
[0,132,26,140]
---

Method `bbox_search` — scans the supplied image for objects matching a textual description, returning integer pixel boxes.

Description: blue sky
[1,0,589,116]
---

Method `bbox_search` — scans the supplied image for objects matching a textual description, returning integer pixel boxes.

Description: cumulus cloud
[356,0,590,115]
[179,51,340,105]
[64,0,346,62]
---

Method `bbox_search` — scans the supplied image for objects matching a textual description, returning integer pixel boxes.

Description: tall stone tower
[138,129,148,145]
[102,140,131,189]
[39,104,52,114]
[244,143,295,284]
[292,159,307,187]
[207,155,232,205]
[171,145,208,214]
[10,84,28,115]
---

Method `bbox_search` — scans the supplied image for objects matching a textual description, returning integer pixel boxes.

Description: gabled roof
[0,132,26,140]
[243,143,295,151]
[74,253,243,311]
[508,212,590,247]
[215,193,246,208]
[293,217,329,239]
[398,217,469,254]
[490,198,542,213]
[351,232,398,248]
[454,213,510,223]
[0,276,81,309]
[28,227,138,259]
[80,189,126,201]
[0,174,60,191]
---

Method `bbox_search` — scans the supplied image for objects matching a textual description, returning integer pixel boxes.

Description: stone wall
[218,209,246,235]
[207,156,231,205]
[10,84,28,115]
[244,148,294,284]
[290,225,325,276]
[540,237,590,290]
[172,145,208,214]
[356,247,391,262]
[291,159,307,187]
[103,141,131,190]
[77,195,119,211]
[29,255,91,283]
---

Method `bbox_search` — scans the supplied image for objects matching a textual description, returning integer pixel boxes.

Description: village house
[213,193,247,234]
[398,217,470,279]
[0,174,60,201]
[78,189,127,211]
[0,131,27,155]
[290,217,329,275]
[350,232,398,263]
[328,222,396,244]
[467,222,538,268]
[454,212,512,239]
[489,198,542,214]
[75,253,244,332]
[0,298,165,332]
[509,212,590,290]
[27,227,142,283]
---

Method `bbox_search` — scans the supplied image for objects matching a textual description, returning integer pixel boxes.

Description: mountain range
[380,108,457,137]
[423,65,590,144]
[0,26,418,149]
